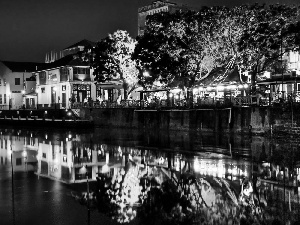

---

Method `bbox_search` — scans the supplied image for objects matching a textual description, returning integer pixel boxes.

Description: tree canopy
[81,30,139,99]
[133,10,212,91]
[133,4,300,93]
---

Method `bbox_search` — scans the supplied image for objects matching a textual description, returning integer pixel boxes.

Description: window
[4,94,6,104]
[42,153,46,158]
[4,79,6,86]
[60,67,69,82]
[16,158,22,166]
[0,95,2,104]
[39,72,47,85]
[0,79,1,85]
[73,67,91,81]
[15,78,21,85]
[41,88,45,93]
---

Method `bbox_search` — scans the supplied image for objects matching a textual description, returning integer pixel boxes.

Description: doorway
[62,93,66,108]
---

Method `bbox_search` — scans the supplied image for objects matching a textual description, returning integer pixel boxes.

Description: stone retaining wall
[81,106,293,134]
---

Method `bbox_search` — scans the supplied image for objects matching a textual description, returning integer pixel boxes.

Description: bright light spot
[217,85,224,91]
[170,88,181,94]
[207,86,212,91]
[21,90,25,94]
[230,85,237,90]
[22,151,27,158]
[238,84,243,89]
[143,71,150,77]
[243,84,249,88]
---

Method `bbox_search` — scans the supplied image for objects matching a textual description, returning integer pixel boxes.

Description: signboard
[12,91,21,93]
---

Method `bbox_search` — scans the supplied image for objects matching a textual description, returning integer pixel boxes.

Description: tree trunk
[251,66,257,95]
[186,87,193,108]
[123,82,128,100]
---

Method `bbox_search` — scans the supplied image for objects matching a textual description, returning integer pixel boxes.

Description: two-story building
[35,39,124,109]
[0,61,44,110]
[34,54,95,109]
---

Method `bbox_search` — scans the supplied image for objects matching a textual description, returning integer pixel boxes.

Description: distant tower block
[138,0,191,36]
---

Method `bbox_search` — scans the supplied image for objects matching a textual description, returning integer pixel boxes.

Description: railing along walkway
[71,96,258,110]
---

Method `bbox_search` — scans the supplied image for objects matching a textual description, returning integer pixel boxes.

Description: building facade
[0,61,43,110]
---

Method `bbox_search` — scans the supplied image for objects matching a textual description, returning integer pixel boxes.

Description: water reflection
[0,127,300,224]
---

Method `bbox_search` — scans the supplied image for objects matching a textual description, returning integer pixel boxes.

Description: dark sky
[0,0,298,63]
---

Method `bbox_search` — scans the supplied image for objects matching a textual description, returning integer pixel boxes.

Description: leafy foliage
[237,4,300,88]
[83,30,139,99]
[133,10,211,91]
[134,4,300,94]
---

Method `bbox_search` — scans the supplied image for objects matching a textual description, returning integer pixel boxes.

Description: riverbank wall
[1,105,298,134]
[80,106,297,134]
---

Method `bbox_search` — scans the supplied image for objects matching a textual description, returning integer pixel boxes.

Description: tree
[133,10,212,104]
[198,5,253,85]
[237,4,300,93]
[84,30,139,100]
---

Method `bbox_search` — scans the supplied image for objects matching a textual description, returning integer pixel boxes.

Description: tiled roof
[1,61,45,72]
[64,39,96,50]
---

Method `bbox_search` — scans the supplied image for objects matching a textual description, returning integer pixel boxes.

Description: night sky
[0,0,299,63]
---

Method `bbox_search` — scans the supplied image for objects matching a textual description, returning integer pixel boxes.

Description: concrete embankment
[0,109,93,128]
[80,106,299,135]
[1,105,298,134]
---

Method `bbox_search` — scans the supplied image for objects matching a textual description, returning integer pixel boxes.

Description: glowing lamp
[22,151,27,158]
[217,85,224,91]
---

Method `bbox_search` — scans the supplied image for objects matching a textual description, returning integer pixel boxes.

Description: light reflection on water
[0,127,300,224]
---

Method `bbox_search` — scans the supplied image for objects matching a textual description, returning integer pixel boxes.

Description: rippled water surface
[0,126,300,225]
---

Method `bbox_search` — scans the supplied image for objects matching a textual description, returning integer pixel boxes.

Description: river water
[0,126,300,225]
